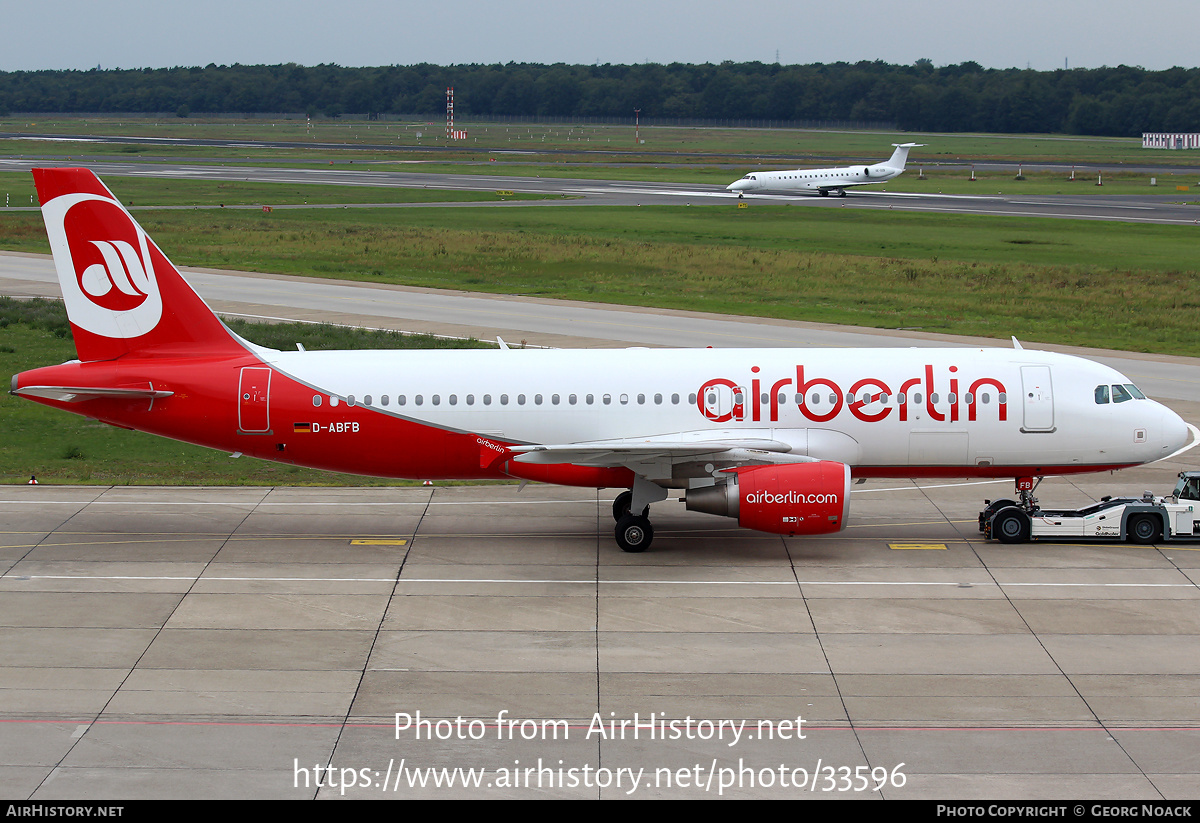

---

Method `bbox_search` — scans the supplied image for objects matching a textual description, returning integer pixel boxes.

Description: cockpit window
[1094,385,1109,404]
[1111,384,1133,403]
[1125,383,1146,399]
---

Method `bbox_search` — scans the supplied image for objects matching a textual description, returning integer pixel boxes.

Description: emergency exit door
[1020,365,1054,432]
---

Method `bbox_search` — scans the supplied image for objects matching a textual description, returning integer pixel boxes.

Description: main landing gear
[611,480,667,553]
[612,489,653,552]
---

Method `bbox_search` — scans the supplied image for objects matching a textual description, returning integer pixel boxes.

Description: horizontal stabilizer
[13,385,174,403]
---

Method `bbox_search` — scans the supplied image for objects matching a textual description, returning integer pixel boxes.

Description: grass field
[0,171,558,208]
[2,199,1198,354]
[3,116,1191,167]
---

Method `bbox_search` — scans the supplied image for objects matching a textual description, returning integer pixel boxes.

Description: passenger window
[312,395,322,407]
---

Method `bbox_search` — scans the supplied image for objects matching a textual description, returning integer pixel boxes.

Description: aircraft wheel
[1127,514,1161,544]
[992,507,1031,544]
[819,190,829,197]
[838,189,847,197]
[615,514,654,553]
[979,498,1017,533]
[611,490,649,522]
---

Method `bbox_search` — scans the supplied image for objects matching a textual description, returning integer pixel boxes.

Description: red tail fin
[33,168,245,362]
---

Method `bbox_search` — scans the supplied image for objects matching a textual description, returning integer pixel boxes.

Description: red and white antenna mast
[446,87,454,139]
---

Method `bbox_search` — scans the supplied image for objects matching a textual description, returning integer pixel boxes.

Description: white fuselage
[260,345,1188,485]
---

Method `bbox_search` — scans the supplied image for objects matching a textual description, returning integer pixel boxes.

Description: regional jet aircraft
[727,143,923,197]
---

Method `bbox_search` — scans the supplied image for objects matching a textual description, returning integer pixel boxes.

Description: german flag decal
[293,422,312,433]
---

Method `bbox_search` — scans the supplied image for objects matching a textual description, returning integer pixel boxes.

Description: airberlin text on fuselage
[745,490,839,505]
[698,364,1008,424]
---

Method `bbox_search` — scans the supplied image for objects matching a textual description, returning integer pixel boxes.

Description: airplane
[727,143,924,198]
[10,168,1192,553]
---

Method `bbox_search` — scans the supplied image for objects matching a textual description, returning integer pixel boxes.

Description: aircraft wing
[508,435,813,468]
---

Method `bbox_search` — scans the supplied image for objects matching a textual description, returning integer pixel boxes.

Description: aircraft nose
[1161,406,1192,456]
[727,181,744,192]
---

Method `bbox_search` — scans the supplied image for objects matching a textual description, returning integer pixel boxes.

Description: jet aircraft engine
[684,461,851,535]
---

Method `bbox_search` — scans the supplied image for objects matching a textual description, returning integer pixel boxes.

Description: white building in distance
[1143,133,1200,149]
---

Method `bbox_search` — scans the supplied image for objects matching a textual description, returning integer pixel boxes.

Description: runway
[3,256,1200,798]
[4,157,1200,225]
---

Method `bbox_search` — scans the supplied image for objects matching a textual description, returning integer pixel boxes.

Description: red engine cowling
[686,461,851,535]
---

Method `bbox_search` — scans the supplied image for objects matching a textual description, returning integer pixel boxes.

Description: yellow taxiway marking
[888,542,948,550]
[350,539,408,545]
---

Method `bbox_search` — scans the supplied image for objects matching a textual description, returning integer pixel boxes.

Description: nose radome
[1162,406,1192,455]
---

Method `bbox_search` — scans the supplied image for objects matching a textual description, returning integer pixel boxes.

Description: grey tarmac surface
[4,157,1200,224]
[4,260,1200,799]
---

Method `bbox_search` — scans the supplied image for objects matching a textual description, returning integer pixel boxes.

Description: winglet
[1012,336,1024,350]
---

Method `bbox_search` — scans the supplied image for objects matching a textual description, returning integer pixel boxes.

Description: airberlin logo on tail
[78,240,151,311]
[41,191,163,339]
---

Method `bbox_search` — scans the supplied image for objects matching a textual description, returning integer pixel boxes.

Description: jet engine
[685,461,851,535]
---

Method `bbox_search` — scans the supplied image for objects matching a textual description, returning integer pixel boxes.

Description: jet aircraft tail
[32,167,244,362]
[880,142,923,171]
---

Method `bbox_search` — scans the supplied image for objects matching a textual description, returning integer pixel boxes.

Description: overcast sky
[4,0,1197,73]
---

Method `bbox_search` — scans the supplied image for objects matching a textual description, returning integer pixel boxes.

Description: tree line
[1,60,1197,137]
